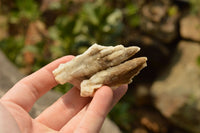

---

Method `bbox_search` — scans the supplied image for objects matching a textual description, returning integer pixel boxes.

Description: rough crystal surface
[53,43,147,97]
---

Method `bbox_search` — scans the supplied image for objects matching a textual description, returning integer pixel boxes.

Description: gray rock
[0,50,121,133]
[151,41,200,133]
[180,15,200,42]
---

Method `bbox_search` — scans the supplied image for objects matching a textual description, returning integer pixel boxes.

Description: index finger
[1,56,74,112]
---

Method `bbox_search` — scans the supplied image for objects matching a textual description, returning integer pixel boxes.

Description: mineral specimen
[53,43,147,97]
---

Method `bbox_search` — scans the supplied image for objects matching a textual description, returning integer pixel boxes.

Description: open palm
[0,56,127,133]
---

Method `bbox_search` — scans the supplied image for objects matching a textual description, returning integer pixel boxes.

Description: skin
[0,55,128,133]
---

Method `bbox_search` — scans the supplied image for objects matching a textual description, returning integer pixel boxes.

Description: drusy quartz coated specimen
[53,44,147,97]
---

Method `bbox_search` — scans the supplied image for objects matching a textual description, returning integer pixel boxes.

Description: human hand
[0,56,128,133]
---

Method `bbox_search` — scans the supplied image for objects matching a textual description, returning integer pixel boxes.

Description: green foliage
[190,0,200,15]
[49,1,124,56]
[54,83,74,94]
[109,102,133,131]
[9,0,40,23]
[124,4,140,27]
[168,5,178,16]
[197,56,200,67]
[0,36,25,67]
[0,0,141,71]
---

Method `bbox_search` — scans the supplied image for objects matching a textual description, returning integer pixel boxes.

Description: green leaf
[190,0,200,15]
[129,15,140,27]
[106,9,123,26]
[9,12,21,24]
[124,4,140,27]
[50,45,65,59]
[22,45,39,54]
[15,0,40,20]
[73,19,84,34]
[168,6,178,16]
[125,4,138,16]
[109,102,132,131]
[83,3,99,25]
[197,56,200,67]
[53,83,73,94]
[48,1,62,10]
[48,26,61,40]
[0,36,25,66]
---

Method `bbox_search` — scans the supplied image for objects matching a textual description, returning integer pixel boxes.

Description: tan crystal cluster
[53,44,147,97]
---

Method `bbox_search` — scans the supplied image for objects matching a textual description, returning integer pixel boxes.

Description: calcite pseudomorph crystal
[53,43,147,97]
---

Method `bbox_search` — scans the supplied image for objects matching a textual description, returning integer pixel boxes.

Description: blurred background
[0,0,200,133]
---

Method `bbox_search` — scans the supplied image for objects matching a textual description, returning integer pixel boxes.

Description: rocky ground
[125,0,200,133]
